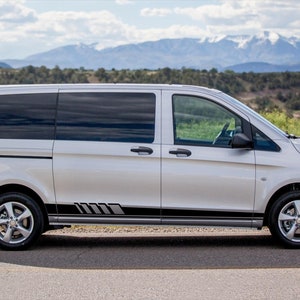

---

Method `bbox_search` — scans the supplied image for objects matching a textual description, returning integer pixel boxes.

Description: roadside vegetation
[1,65,300,135]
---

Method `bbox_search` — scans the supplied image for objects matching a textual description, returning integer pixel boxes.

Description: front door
[161,91,256,226]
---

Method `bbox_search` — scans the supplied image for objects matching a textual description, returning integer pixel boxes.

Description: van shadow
[0,232,298,270]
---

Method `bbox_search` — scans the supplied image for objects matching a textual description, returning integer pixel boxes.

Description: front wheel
[269,191,300,248]
[0,193,44,250]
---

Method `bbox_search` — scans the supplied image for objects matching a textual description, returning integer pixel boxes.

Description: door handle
[131,146,153,155]
[169,148,192,157]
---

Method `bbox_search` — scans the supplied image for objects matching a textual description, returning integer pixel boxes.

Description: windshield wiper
[287,133,298,139]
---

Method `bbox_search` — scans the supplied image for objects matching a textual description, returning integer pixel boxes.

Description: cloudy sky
[1,0,299,59]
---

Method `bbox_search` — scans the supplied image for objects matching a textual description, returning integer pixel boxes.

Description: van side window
[56,92,156,143]
[173,94,243,147]
[0,93,57,139]
[252,125,281,152]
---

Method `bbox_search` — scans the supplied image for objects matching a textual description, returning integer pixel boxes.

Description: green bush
[261,110,300,136]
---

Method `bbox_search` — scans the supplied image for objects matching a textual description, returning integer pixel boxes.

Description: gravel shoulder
[44,225,271,237]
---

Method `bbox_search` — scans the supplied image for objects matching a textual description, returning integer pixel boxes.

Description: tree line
[1,65,300,113]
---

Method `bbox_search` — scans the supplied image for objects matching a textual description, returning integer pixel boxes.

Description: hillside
[0,62,11,68]
[0,66,299,117]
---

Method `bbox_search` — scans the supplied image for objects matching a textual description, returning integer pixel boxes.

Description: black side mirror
[231,133,253,149]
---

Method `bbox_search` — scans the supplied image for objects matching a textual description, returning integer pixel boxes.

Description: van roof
[0,83,222,96]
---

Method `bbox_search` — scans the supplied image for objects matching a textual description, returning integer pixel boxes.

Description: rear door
[53,88,161,224]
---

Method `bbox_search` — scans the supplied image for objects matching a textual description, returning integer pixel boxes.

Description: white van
[0,83,300,250]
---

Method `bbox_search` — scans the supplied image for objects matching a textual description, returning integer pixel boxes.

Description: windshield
[219,92,288,138]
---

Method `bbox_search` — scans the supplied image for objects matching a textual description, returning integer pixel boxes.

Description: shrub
[261,110,300,136]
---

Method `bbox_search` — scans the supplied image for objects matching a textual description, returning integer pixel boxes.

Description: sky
[1,0,300,59]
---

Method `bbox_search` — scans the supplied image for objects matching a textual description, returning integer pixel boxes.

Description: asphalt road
[1,229,300,299]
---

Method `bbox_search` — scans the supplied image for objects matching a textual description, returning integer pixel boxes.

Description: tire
[269,191,300,248]
[0,193,44,250]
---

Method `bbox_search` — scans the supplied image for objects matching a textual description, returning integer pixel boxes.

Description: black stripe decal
[0,155,52,159]
[162,209,261,219]
[45,204,57,214]
[54,203,263,219]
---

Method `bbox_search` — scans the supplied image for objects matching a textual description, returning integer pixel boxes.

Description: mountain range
[0,62,11,69]
[2,31,300,72]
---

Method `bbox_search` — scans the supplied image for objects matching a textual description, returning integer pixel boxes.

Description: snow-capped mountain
[3,31,300,72]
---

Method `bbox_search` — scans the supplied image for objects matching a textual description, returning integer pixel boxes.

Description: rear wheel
[0,193,44,250]
[269,191,300,248]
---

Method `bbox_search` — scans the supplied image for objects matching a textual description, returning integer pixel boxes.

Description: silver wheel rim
[278,200,300,243]
[0,201,34,244]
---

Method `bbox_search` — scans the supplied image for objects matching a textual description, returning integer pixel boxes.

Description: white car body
[0,84,299,249]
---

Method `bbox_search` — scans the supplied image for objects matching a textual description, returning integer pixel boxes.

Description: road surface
[1,228,300,299]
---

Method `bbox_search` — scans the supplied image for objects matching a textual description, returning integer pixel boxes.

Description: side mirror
[231,133,253,149]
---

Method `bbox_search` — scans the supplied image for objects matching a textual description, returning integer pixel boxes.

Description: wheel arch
[0,184,49,230]
[263,183,300,226]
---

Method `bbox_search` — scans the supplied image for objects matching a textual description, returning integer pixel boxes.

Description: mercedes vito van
[1,84,300,250]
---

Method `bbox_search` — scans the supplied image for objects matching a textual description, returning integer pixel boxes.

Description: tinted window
[56,92,156,143]
[252,126,280,152]
[173,94,243,147]
[0,93,57,139]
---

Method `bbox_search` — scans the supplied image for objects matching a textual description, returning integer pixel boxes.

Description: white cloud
[1,0,300,59]
[0,6,136,53]
[0,3,201,56]
[175,3,256,25]
[135,25,206,42]
[115,0,134,5]
[141,8,172,17]
[0,0,36,23]
[174,1,300,37]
